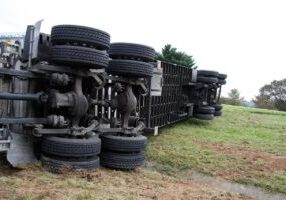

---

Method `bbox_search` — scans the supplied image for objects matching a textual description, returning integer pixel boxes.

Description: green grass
[236,170,286,193]
[146,105,286,193]
[61,178,98,189]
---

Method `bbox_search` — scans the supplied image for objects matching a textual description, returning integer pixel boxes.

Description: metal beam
[0,92,44,102]
[0,68,43,78]
[0,118,47,124]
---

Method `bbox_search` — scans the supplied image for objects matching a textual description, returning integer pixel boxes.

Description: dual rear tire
[197,70,227,85]
[193,104,223,119]
[41,134,148,172]
[107,43,155,78]
[213,104,223,116]
[50,25,110,69]
[197,70,219,84]
[41,135,101,173]
[193,106,214,120]
[100,134,147,170]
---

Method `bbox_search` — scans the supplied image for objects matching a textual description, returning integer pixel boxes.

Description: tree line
[254,79,286,111]
[222,79,286,111]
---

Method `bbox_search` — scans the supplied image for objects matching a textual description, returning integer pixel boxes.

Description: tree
[155,44,195,68]
[228,88,240,100]
[228,88,244,105]
[253,95,275,110]
[254,79,286,111]
[220,89,243,106]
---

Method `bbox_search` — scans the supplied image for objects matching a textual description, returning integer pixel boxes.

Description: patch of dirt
[174,169,286,200]
[0,163,250,200]
[197,140,286,178]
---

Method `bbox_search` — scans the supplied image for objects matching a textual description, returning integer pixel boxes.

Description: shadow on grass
[0,165,23,176]
[153,118,211,134]
[185,118,212,126]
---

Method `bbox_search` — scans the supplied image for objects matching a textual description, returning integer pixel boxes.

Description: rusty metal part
[113,82,124,92]
[33,120,99,136]
[48,91,88,118]
[50,73,72,86]
[90,73,105,89]
[117,85,137,128]
[46,115,68,128]
[49,91,75,108]
[97,120,145,136]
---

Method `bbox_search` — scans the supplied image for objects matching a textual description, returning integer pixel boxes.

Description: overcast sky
[1,0,286,100]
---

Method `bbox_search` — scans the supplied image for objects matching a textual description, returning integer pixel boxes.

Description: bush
[220,97,242,106]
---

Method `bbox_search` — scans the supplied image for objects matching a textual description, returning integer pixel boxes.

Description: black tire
[196,106,215,114]
[41,155,99,173]
[218,79,227,85]
[101,134,147,152]
[213,104,223,111]
[107,59,153,78]
[194,113,214,120]
[100,151,145,170]
[108,43,155,62]
[218,73,227,79]
[51,25,110,50]
[197,76,218,84]
[50,45,109,68]
[198,70,219,77]
[42,136,101,157]
[214,110,222,116]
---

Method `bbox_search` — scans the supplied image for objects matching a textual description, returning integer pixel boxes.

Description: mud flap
[7,132,36,166]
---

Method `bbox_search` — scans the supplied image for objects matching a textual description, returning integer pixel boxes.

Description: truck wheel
[214,110,222,116]
[101,134,147,152]
[41,155,100,173]
[213,104,223,111]
[107,59,153,78]
[100,151,145,170]
[50,45,109,68]
[108,43,155,62]
[218,79,226,85]
[42,135,101,157]
[218,73,227,79]
[196,106,215,114]
[194,113,214,120]
[198,70,219,77]
[197,76,218,84]
[51,25,110,50]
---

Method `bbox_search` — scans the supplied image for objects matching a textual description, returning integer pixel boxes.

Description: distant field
[146,105,286,193]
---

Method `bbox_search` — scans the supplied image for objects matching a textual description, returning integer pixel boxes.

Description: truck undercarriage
[0,21,227,172]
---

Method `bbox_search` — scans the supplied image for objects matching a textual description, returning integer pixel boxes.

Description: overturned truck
[0,21,227,172]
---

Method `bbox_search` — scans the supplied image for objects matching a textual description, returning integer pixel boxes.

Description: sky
[1,0,286,100]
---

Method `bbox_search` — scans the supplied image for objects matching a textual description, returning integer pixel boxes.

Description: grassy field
[0,105,285,199]
[0,163,248,200]
[146,105,286,193]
